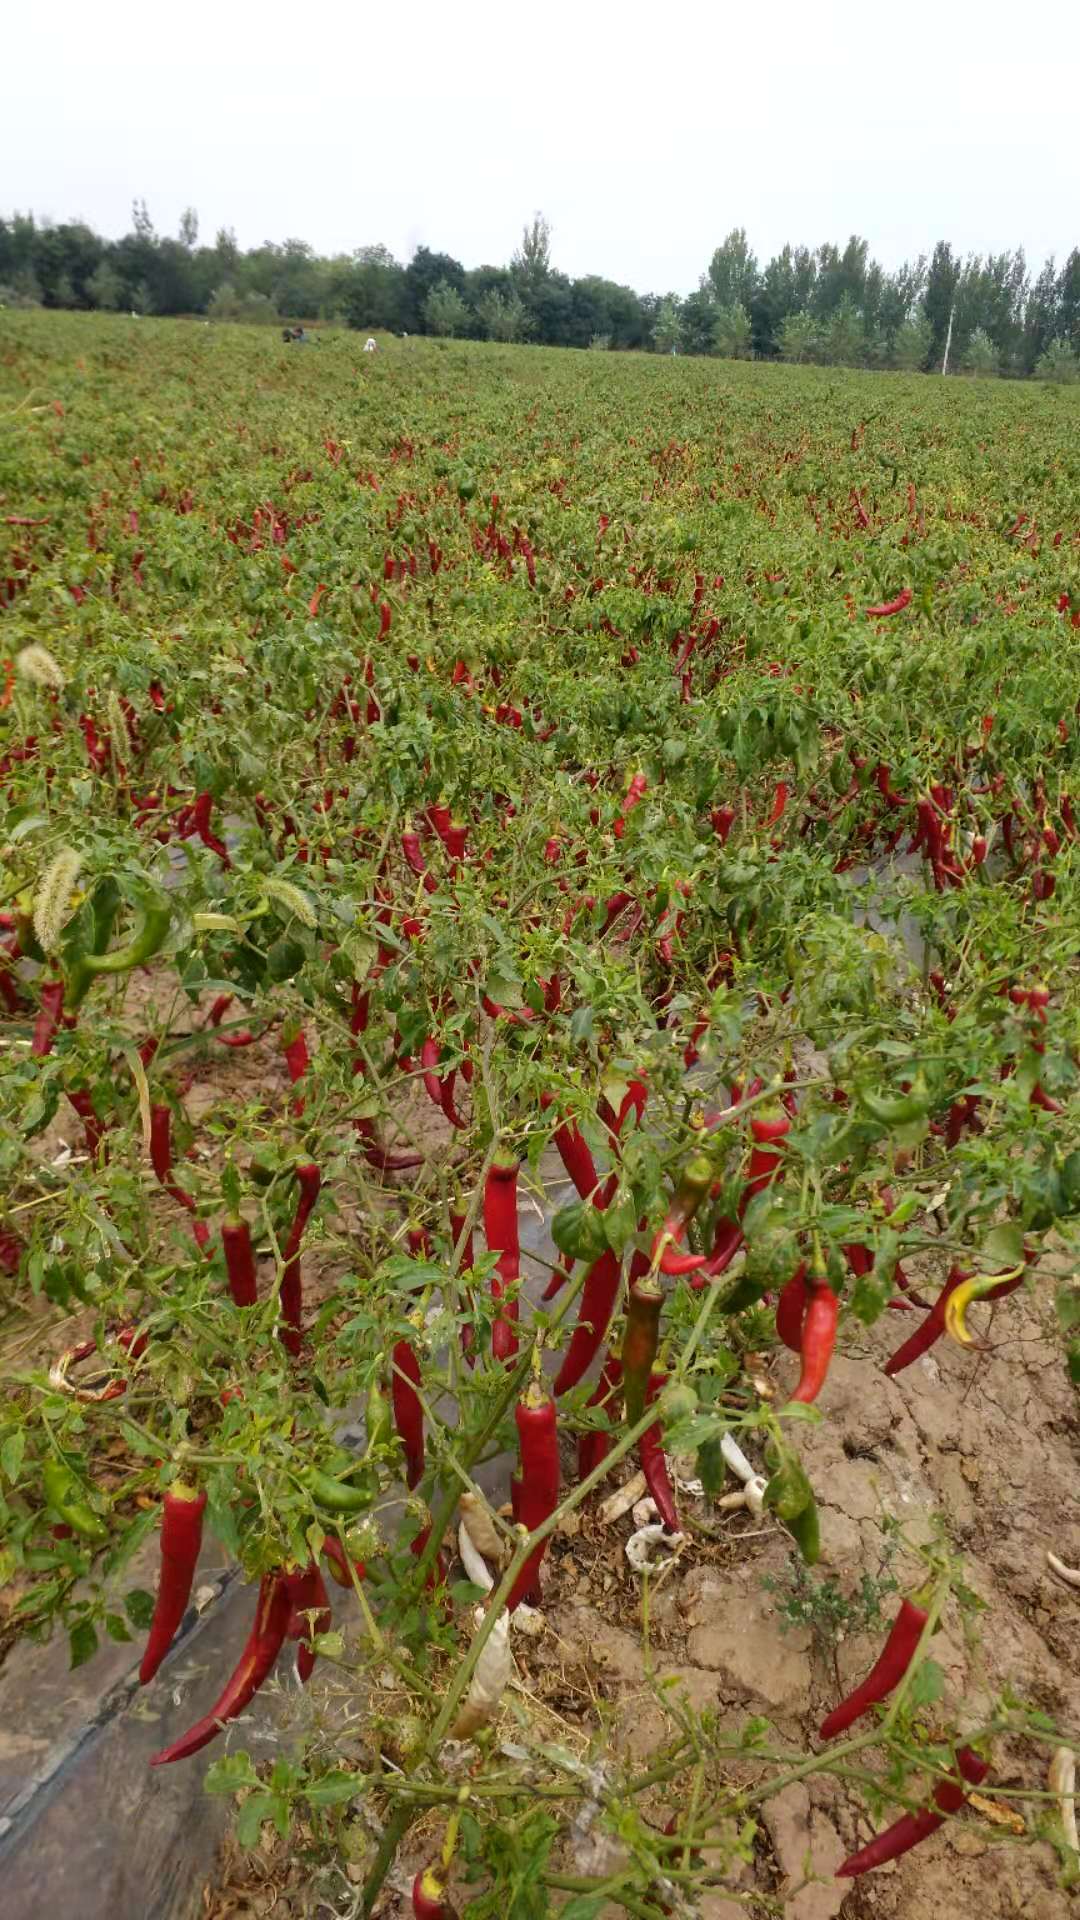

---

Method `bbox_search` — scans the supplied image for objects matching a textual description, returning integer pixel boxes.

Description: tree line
[2,204,1079,379]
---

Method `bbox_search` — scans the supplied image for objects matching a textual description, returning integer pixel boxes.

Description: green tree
[777,311,817,363]
[87,262,124,310]
[404,247,467,332]
[343,246,406,332]
[679,288,717,356]
[963,328,997,376]
[705,228,758,311]
[652,295,683,354]
[1035,338,1080,382]
[475,288,530,342]
[712,302,751,358]
[893,311,932,371]
[923,241,961,366]
[424,279,470,337]
[820,294,865,366]
[178,207,199,250]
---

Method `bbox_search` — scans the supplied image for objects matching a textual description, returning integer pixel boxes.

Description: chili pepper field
[1,311,1079,1919]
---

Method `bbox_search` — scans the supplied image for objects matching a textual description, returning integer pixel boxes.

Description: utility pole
[941,301,955,375]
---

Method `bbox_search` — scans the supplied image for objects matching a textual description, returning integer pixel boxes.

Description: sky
[4,0,1078,291]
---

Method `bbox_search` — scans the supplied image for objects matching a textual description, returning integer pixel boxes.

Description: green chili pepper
[43,1458,108,1542]
[364,1382,392,1456]
[307,1468,372,1515]
[65,895,172,1009]
[622,1276,662,1427]
[854,1073,932,1127]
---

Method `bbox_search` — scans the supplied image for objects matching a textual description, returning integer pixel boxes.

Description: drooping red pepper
[284,1562,332,1684]
[621,1275,662,1427]
[279,1163,321,1356]
[206,993,258,1047]
[819,1594,929,1740]
[790,1272,839,1404]
[282,1030,309,1114]
[321,1534,366,1588]
[638,1372,679,1531]
[149,1102,200,1221]
[32,979,67,1058]
[554,1249,622,1395]
[613,770,647,838]
[222,1218,259,1307]
[744,1107,790,1200]
[578,1354,622,1479]
[865,586,912,618]
[540,1093,600,1202]
[836,1747,989,1877]
[392,1339,425,1488]
[150,1570,291,1764]
[507,1383,560,1611]
[192,790,230,865]
[67,1085,107,1160]
[483,1154,521,1363]
[412,1867,453,1919]
[651,1152,713,1275]
[775,1262,808,1353]
[883,1266,970,1376]
[711,803,736,844]
[139,1483,207,1685]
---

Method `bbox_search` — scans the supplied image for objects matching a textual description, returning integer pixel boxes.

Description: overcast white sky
[4,0,1077,289]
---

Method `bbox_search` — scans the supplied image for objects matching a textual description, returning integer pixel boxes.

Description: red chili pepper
[639,1373,679,1531]
[541,1099,600,1202]
[150,1571,291,1764]
[621,1275,662,1427]
[67,1085,107,1160]
[884,1266,970,1375]
[541,1255,575,1303]
[578,1354,622,1479]
[744,1107,790,1200]
[149,1102,200,1222]
[484,1155,521,1362]
[392,1339,425,1488]
[790,1272,839,1403]
[412,1867,453,1919]
[775,1262,808,1352]
[507,1384,560,1611]
[765,780,788,826]
[284,1562,332,1683]
[420,1036,445,1112]
[613,770,647,839]
[192,790,231,865]
[279,1163,321,1356]
[711,803,736,844]
[283,1030,310,1085]
[836,1747,989,1877]
[139,1483,207,1685]
[206,993,258,1047]
[222,1218,259,1307]
[31,979,67,1058]
[554,1249,622,1395]
[321,1535,366,1588]
[865,587,912,618]
[819,1594,929,1739]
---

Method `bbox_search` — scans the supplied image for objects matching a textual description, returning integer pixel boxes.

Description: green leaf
[551,1200,608,1263]
[123,1586,156,1630]
[304,1770,359,1807]
[981,1222,1025,1270]
[236,1791,278,1848]
[559,1901,604,1920]
[907,1658,945,1706]
[103,1502,159,1578]
[1,1432,26,1485]
[69,1617,99,1670]
[104,1611,133,1643]
[205,1753,261,1795]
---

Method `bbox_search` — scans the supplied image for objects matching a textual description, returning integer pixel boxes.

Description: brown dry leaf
[969,1793,1025,1834]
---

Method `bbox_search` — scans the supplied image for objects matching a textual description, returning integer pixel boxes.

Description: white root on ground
[450,1610,512,1739]
[625,1522,685,1576]
[1047,1551,1080,1589]
[1049,1747,1079,1853]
